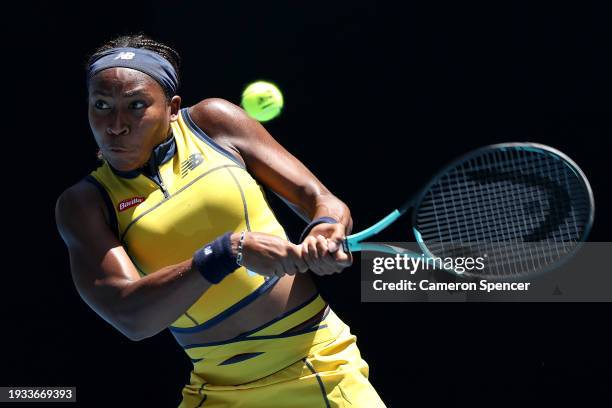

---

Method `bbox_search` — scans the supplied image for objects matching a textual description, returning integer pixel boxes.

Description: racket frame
[343,142,595,279]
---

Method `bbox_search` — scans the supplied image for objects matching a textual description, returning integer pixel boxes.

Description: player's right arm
[55,181,214,341]
[55,181,306,341]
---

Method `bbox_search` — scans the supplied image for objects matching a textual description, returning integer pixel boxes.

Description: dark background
[4,1,612,406]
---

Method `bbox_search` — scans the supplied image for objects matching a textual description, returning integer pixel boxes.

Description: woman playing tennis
[55,33,386,407]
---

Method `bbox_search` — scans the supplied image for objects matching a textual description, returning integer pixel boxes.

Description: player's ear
[169,95,181,121]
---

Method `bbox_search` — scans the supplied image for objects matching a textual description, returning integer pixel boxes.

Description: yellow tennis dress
[85,106,387,407]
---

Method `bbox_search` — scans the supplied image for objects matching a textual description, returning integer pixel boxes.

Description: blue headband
[86,47,178,95]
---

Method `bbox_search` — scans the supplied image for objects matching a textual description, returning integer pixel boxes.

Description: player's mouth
[107,146,130,153]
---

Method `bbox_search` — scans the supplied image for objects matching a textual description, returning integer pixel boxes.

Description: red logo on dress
[118,197,145,212]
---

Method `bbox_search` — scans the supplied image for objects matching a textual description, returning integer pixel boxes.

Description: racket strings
[415,147,592,278]
[418,182,590,240]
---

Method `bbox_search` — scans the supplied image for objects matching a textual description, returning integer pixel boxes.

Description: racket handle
[342,238,350,253]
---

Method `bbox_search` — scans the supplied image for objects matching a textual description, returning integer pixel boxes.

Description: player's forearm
[113,232,243,341]
[112,258,211,341]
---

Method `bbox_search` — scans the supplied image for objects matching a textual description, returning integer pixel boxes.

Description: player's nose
[106,110,129,136]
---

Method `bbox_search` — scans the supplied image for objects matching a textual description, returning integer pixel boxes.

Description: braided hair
[86,32,182,101]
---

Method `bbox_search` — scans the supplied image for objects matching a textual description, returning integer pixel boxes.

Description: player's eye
[94,100,110,110]
[130,100,146,109]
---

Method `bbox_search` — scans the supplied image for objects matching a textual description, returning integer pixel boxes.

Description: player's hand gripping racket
[342,143,594,280]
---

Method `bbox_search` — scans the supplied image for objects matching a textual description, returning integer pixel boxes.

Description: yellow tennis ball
[241,81,284,122]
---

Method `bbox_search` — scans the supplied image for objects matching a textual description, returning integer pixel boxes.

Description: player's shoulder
[55,179,106,232]
[56,179,101,207]
[188,97,247,132]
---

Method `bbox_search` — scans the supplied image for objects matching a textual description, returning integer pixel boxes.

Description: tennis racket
[343,143,595,280]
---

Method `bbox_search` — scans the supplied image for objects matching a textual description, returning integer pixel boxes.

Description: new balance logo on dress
[181,153,204,177]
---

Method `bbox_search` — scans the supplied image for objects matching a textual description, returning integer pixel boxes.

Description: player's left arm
[188,98,352,274]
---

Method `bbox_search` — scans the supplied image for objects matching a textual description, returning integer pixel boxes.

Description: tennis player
[55,33,387,407]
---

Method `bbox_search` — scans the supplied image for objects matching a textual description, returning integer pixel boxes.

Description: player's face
[88,68,174,172]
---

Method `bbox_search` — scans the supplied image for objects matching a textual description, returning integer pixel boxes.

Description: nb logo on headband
[114,52,136,60]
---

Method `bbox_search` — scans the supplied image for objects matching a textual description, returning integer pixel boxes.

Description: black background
[4,1,612,407]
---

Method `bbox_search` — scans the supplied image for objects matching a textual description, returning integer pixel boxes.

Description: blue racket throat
[344,210,402,252]
[344,143,595,280]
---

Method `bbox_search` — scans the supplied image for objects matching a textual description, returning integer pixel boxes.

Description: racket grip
[342,238,350,253]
